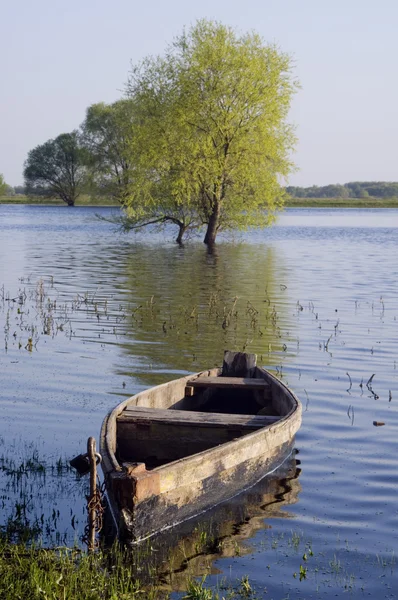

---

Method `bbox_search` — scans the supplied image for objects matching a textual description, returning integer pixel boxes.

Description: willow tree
[121,57,202,244]
[126,19,298,245]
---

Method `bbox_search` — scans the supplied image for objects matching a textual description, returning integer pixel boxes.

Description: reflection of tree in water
[117,242,296,385]
[124,453,301,587]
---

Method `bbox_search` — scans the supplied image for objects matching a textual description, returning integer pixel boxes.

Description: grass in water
[0,542,157,600]
[0,542,258,600]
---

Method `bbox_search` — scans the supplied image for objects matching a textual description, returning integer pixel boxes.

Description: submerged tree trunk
[60,192,76,206]
[176,223,187,245]
[203,203,220,246]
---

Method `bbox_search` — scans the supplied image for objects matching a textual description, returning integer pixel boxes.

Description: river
[0,204,397,598]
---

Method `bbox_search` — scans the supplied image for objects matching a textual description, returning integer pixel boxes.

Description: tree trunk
[61,193,75,206]
[203,203,220,246]
[176,224,187,245]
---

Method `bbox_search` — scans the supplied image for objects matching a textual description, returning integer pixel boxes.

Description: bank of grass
[0,542,157,600]
[0,540,254,600]
[2,194,398,208]
[0,194,120,206]
[284,196,398,208]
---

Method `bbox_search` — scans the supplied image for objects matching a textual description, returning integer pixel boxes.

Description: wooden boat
[100,351,302,543]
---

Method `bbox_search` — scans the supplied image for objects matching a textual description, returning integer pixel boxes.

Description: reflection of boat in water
[121,454,302,587]
[100,351,302,544]
[162,452,301,557]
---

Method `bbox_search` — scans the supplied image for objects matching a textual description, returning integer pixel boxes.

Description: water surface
[0,205,397,598]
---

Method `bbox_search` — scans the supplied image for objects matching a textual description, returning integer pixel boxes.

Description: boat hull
[115,439,295,542]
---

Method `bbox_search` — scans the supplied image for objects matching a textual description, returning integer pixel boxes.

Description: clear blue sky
[1,0,397,187]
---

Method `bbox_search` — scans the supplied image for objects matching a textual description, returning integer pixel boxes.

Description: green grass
[0,541,259,600]
[284,196,398,208]
[0,195,61,205]
[2,195,398,208]
[0,195,120,206]
[0,542,156,600]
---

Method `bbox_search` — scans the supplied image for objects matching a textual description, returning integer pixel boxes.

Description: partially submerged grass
[0,542,155,600]
[0,437,86,547]
[1,277,288,362]
[0,541,263,600]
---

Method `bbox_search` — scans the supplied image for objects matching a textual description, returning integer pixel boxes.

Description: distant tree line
[286,182,398,199]
[9,180,398,201]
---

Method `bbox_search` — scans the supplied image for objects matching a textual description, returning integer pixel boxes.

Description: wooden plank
[186,376,269,390]
[118,405,279,428]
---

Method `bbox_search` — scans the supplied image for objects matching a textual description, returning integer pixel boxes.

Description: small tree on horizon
[0,174,8,196]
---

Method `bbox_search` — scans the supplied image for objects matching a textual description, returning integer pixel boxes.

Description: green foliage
[286,184,350,198]
[299,563,308,580]
[126,19,298,244]
[182,576,216,599]
[287,181,398,199]
[238,575,253,597]
[0,174,8,196]
[0,175,16,198]
[81,100,137,205]
[23,132,86,206]
[347,181,398,198]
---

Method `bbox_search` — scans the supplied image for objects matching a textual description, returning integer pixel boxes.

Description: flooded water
[0,204,397,598]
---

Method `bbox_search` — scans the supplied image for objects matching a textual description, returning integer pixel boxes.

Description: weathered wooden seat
[185,376,270,397]
[118,405,278,428]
